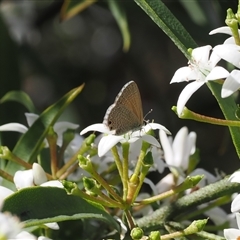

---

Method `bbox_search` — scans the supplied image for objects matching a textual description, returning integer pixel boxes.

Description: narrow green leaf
[108,0,131,52]
[2,186,120,231]
[0,91,36,113]
[134,0,197,59]
[60,0,97,21]
[2,84,85,188]
[207,82,240,157]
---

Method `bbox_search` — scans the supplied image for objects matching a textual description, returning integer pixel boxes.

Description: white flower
[0,212,23,239]
[0,113,80,148]
[210,26,240,97]
[210,26,240,68]
[159,126,196,174]
[224,212,240,239]
[170,45,229,115]
[80,122,170,157]
[229,171,240,212]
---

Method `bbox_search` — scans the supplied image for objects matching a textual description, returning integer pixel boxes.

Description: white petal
[145,123,171,135]
[156,173,174,193]
[80,123,110,135]
[224,36,237,44]
[208,50,221,67]
[44,222,59,230]
[213,44,240,68]
[231,194,240,212]
[140,135,160,147]
[224,228,240,239]
[236,212,240,229]
[172,127,188,168]
[177,81,205,116]
[54,122,79,135]
[14,169,34,189]
[187,131,197,155]
[16,231,36,239]
[229,171,240,183]
[40,180,63,188]
[0,123,28,133]
[209,26,232,35]
[159,130,174,166]
[206,66,229,81]
[38,236,53,240]
[222,70,240,98]
[192,45,212,63]
[98,135,123,157]
[170,67,195,83]
[25,113,39,127]
[32,163,47,185]
[0,186,14,208]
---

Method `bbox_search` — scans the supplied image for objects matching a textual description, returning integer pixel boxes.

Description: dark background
[0,0,239,176]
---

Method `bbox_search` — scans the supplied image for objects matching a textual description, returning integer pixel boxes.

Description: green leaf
[108,0,131,52]
[2,186,120,231]
[0,91,37,113]
[2,84,84,189]
[60,0,97,21]
[134,0,197,59]
[207,82,240,157]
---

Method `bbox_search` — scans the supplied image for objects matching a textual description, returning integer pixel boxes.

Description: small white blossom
[170,45,229,115]
[229,171,240,212]
[80,122,170,157]
[224,212,240,239]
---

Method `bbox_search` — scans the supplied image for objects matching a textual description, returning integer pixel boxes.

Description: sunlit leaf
[0,91,36,113]
[60,0,97,21]
[108,0,131,52]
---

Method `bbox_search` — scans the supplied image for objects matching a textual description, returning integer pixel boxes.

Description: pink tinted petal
[192,45,211,63]
[206,66,229,81]
[0,123,28,133]
[231,194,240,212]
[177,81,205,116]
[14,169,34,189]
[222,70,240,98]
[98,135,123,157]
[213,44,240,68]
[32,163,47,185]
[209,26,232,35]
[80,123,110,135]
[170,67,195,83]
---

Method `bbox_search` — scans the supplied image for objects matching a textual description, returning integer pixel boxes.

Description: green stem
[111,145,123,179]
[122,142,129,201]
[173,106,240,126]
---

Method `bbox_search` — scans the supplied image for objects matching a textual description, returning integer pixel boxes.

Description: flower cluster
[171,26,240,116]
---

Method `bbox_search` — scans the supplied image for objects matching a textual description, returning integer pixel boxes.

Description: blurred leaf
[2,84,84,189]
[0,91,37,113]
[134,0,197,59]
[2,186,120,232]
[60,0,97,21]
[108,0,131,52]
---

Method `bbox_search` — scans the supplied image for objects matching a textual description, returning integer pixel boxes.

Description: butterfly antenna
[143,109,153,123]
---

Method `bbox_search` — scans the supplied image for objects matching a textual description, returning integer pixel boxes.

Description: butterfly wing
[103,81,143,135]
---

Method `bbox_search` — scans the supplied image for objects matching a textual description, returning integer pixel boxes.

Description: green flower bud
[130,227,144,240]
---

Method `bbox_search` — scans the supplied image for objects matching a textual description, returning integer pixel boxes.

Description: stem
[122,142,129,201]
[0,169,13,183]
[111,145,123,179]
[173,106,240,127]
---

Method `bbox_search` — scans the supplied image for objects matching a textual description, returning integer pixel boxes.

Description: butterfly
[103,81,143,135]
